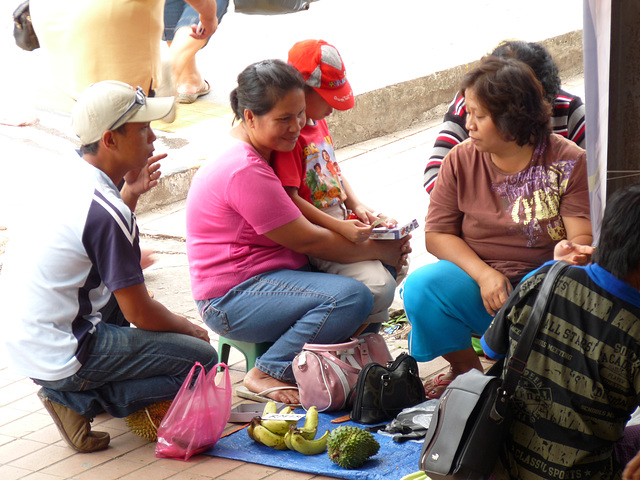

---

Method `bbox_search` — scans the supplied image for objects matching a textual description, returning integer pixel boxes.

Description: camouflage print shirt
[482,262,640,480]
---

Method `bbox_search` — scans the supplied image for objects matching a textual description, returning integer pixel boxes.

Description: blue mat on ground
[205,411,423,480]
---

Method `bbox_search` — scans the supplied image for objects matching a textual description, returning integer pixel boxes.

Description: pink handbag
[155,362,232,460]
[292,333,392,412]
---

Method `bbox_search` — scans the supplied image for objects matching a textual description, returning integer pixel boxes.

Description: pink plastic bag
[155,362,231,460]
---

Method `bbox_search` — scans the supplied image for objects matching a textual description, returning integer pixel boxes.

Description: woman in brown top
[402,57,593,399]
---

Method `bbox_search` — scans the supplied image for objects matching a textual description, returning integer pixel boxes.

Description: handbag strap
[492,261,569,419]
[303,338,359,353]
[318,351,362,375]
[352,333,386,365]
[354,336,372,365]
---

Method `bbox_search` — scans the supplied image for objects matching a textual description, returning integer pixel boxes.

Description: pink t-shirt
[186,141,307,300]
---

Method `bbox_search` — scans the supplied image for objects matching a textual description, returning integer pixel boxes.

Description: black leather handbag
[419,261,569,480]
[350,352,426,425]
[13,1,39,51]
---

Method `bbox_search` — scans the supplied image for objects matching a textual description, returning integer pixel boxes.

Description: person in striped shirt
[482,185,640,480]
[423,40,586,194]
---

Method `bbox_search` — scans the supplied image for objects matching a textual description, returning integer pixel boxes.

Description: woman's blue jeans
[197,267,374,382]
[33,298,218,418]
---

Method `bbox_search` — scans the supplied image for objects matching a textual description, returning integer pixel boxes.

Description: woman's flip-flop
[235,385,301,407]
[177,80,211,104]
[425,373,453,399]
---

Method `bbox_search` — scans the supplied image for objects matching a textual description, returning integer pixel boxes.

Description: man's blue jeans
[33,300,218,418]
[163,0,229,41]
[197,267,374,382]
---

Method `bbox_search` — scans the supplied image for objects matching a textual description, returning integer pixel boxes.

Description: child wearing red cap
[272,39,407,329]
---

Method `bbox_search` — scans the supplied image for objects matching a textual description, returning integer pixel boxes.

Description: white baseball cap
[72,81,175,145]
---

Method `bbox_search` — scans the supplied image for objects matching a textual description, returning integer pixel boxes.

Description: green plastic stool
[471,335,484,356]
[218,337,272,372]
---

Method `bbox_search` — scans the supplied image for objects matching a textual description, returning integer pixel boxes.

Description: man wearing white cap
[0,81,217,453]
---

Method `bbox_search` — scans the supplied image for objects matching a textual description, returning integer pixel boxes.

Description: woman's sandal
[177,80,211,104]
[425,373,454,399]
[236,385,301,407]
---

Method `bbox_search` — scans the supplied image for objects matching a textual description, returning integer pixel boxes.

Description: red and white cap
[288,39,354,111]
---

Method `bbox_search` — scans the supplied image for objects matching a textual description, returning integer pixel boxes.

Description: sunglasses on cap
[108,86,146,131]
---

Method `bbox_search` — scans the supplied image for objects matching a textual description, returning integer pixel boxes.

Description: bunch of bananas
[247,401,328,455]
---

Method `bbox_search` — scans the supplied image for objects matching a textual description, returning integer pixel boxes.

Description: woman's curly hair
[461,56,552,147]
[491,40,561,103]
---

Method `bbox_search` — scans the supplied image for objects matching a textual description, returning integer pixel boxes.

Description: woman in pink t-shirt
[402,57,593,399]
[186,59,410,404]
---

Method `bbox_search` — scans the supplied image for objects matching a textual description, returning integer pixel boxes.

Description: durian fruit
[125,400,172,441]
[327,425,380,469]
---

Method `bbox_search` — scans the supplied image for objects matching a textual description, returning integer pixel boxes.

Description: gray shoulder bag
[419,261,569,480]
